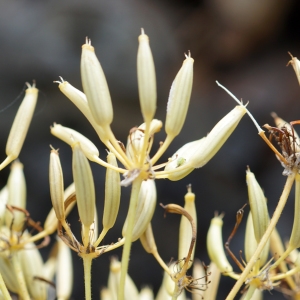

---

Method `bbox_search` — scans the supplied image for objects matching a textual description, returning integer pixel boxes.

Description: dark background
[0,0,299,299]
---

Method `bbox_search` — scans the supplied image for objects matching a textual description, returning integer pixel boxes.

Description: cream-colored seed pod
[51,123,100,161]
[5,161,26,231]
[207,216,233,273]
[178,187,197,269]
[56,238,73,300]
[137,30,156,123]
[190,106,246,168]
[100,288,112,300]
[140,223,157,254]
[72,142,95,228]
[0,84,38,171]
[103,153,120,230]
[165,54,194,138]
[122,179,156,242]
[0,186,8,227]
[81,41,113,127]
[139,286,154,300]
[20,244,47,300]
[108,257,139,300]
[201,262,220,300]
[246,168,269,243]
[288,53,300,85]
[0,256,19,294]
[49,149,65,221]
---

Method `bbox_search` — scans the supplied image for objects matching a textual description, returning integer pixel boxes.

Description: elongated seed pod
[207,216,233,273]
[288,53,300,85]
[178,186,196,269]
[0,84,38,171]
[81,41,113,127]
[103,152,121,230]
[190,105,246,168]
[165,54,193,138]
[246,168,269,243]
[49,149,65,221]
[137,30,156,123]
[51,123,99,161]
[0,254,19,294]
[140,223,157,254]
[0,186,8,227]
[122,180,156,242]
[72,142,95,228]
[5,161,26,231]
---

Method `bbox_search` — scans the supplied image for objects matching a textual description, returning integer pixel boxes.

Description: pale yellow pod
[246,168,269,243]
[108,257,139,300]
[100,288,112,300]
[0,84,38,171]
[103,152,120,230]
[81,41,113,127]
[139,223,157,254]
[288,53,300,85]
[0,186,8,227]
[190,105,246,168]
[122,179,156,242]
[0,255,19,294]
[139,286,154,300]
[56,238,73,300]
[51,123,100,161]
[20,244,47,300]
[289,174,300,249]
[5,161,26,231]
[137,30,156,123]
[178,187,197,269]
[49,149,65,221]
[201,262,220,300]
[207,216,233,273]
[72,142,95,228]
[165,54,194,138]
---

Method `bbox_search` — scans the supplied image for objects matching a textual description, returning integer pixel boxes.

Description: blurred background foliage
[0,0,299,299]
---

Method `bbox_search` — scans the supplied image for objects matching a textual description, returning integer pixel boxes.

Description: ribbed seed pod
[201,262,220,300]
[289,174,300,249]
[20,244,47,300]
[56,238,73,300]
[140,223,157,254]
[0,84,38,170]
[190,105,246,168]
[51,124,100,161]
[164,138,206,181]
[165,54,194,138]
[49,149,65,221]
[137,30,156,123]
[5,161,26,231]
[81,41,113,127]
[122,179,156,242]
[288,53,300,85]
[244,212,269,267]
[72,142,95,228]
[246,168,269,243]
[139,286,154,300]
[207,216,233,273]
[178,186,196,269]
[108,257,139,300]
[0,186,8,227]
[103,153,120,230]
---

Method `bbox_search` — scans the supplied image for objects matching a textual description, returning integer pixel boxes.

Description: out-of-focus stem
[82,255,92,300]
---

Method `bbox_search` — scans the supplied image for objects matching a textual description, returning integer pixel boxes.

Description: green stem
[82,255,93,300]
[225,172,295,300]
[11,252,30,300]
[117,177,142,300]
[0,272,12,300]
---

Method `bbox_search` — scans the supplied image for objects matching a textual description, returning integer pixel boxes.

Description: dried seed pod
[81,40,113,127]
[72,142,95,228]
[165,53,194,138]
[108,257,139,300]
[207,216,233,273]
[137,29,156,123]
[103,152,121,231]
[5,161,26,231]
[0,84,38,170]
[246,168,269,243]
[56,238,73,300]
[190,105,246,168]
[179,186,197,269]
[51,123,100,161]
[122,180,156,242]
[49,149,65,221]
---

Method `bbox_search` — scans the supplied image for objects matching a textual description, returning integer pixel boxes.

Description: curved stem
[118,177,142,300]
[225,172,296,300]
[11,252,30,300]
[82,254,93,300]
